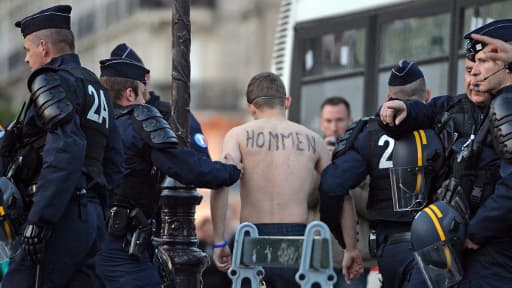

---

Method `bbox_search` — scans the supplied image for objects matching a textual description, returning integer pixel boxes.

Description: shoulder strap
[332,117,370,160]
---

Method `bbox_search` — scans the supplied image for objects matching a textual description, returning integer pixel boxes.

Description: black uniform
[319,118,427,288]
[379,92,512,286]
[2,53,123,287]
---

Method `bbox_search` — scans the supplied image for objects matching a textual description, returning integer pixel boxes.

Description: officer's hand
[471,34,512,63]
[22,224,53,265]
[213,246,232,272]
[379,100,407,127]
[224,153,243,175]
[342,248,364,284]
[464,238,480,250]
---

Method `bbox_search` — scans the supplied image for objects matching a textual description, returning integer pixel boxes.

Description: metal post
[159,1,208,287]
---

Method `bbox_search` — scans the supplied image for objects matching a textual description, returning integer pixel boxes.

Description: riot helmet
[390,129,444,211]
[411,201,466,288]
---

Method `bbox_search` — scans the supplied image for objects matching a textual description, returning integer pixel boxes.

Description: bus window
[380,13,450,65]
[303,28,366,77]
[300,76,364,133]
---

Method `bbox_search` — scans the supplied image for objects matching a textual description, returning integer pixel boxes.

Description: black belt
[386,232,411,245]
[28,184,98,200]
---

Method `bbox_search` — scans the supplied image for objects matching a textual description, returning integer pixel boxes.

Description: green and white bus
[271,0,512,132]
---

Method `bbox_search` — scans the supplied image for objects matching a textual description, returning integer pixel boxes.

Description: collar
[147,91,161,106]
[45,53,81,69]
[491,84,512,99]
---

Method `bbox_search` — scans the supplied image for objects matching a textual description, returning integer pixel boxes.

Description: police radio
[471,63,512,92]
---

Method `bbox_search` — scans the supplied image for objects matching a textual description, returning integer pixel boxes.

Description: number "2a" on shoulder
[86,84,109,128]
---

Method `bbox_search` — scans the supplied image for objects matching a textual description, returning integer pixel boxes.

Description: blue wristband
[212,240,228,249]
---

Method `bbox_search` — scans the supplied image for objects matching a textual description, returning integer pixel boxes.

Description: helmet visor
[414,240,463,288]
[390,166,427,211]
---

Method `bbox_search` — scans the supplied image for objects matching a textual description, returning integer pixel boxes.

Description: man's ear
[425,89,432,103]
[124,88,135,103]
[284,96,292,110]
[39,39,50,58]
[247,103,257,117]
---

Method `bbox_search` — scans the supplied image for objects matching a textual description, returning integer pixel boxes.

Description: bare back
[223,118,330,224]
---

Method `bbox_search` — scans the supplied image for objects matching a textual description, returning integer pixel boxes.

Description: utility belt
[369,222,412,257]
[26,184,99,201]
[107,206,152,260]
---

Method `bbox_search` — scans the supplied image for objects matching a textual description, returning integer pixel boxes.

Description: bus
[271,0,512,132]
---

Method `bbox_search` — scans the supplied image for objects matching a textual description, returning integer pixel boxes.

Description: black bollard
[160,178,208,288]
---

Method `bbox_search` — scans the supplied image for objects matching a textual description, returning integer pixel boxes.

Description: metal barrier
[228,221,337,288]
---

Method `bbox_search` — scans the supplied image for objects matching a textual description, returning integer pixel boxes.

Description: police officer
[1,5,123,287]
[379,19,512,286]
[319,60,434,288]
[110,43,210,158]
[95,57,241,287]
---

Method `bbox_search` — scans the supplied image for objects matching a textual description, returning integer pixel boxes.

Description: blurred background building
[0,0,280,148]
[3,0,511,151]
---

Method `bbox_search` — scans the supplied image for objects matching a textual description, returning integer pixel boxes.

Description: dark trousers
[239,223,307,288]
[376,223,428,288]
[459,238,512,288]
[96,234,161,288]
[3,198,105,288]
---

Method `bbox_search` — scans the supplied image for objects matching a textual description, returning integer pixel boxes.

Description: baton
[35,263,41,288]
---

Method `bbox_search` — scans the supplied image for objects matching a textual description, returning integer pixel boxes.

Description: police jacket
[319,118,415,246]
[19,54,123,225]
[147,91,210,158]
[379,95,508,245]
[113,104,240,218]
[470,85,512,244]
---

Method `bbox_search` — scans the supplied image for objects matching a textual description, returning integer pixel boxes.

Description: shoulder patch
[193,133,208,148]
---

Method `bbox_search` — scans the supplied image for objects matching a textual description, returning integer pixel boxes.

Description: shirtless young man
[210,72,362,287]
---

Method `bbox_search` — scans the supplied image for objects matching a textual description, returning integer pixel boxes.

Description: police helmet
[0,177,25,243]
[389,129,444,211]
[411,201,466,288]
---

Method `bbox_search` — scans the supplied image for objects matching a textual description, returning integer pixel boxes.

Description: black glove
[436,177,470,220]
[22,224,52,265]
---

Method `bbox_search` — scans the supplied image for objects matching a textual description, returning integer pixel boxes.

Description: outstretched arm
[211,186,232,272]
[211,129,241,272]
[341,195,363,283]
